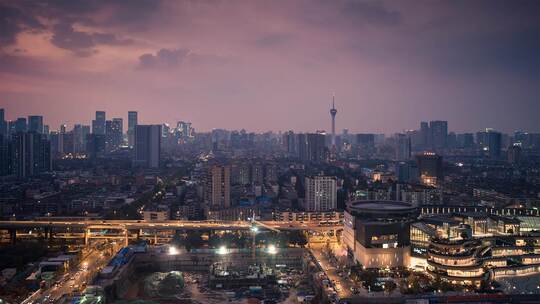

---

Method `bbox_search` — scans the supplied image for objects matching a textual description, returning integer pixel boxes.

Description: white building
[304,176,337,211]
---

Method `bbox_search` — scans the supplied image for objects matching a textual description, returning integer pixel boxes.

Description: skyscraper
[204,164,231,209]
[134,124,161,168]
[395,133,411,161]
[304,175,337,211]
[477,129,502,159]
[128,111,138,147]
[14,118,27,133]
[92,111,106,135]
[330,95,337,148]
[105,119,123,152]
[28,115,44,133]
[12,132,51,179]
[416,152,443,186]
[0,109,6,137]
[307,133,326,163]
[73,124,90,153]
[429,120,448,150]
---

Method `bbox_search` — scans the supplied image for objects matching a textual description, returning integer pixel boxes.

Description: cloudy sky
[0,0,538,134]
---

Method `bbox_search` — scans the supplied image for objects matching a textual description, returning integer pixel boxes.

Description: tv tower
[330,94,337,148]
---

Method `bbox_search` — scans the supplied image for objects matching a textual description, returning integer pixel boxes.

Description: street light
[168,246,179,255]
[217,245,228,255]
[268,244,278,255]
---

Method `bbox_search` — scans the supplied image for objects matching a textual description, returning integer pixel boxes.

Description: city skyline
[0,0,539,133]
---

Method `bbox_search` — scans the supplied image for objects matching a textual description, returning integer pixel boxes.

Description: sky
[0,0,539,134]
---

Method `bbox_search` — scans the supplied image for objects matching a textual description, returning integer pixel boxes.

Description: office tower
[43,125,49,135]
[283,131,298,157]
[85,134,105,159]
[105,119,122,152]
[304,175,337,211]
[395,133,411,161]
[457,133,474,149]
[204,164,231,209]
[416,152,443,186]
[62,132,74,154]
[128,111,138,147]
[134,124,161,168]
[330,95,337,148]
[307,133,326,163]
[429,120,448,150]
[50,132,63,157]
[12,132,51,179]
[28,115,44,133]
[420,121,430,148]
[0,134,10,176]
[395,161,418,183]
[0,109,6,137]
[476,129,502,159]
[162,123,170,138]
[92,111,106,135]
[73,124,90,153]
[15,118,27,133]
[507,144,522,164]
[60,124,67,134]
[447,132,457,149]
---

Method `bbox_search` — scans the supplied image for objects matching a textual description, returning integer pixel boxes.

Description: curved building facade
[343,200,419,268]
[426,238,488,286]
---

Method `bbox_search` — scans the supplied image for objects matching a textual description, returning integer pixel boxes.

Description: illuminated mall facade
[344,200,540,286]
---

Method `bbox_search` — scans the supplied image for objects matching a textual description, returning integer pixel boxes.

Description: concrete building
[204,164,231,209]
[343,200,418,268]
[134,125,161,168]
[304,175,337,212]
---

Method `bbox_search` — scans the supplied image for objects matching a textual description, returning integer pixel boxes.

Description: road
[310,244,355,300]
[22,242,118,304]
[0,219,341,231]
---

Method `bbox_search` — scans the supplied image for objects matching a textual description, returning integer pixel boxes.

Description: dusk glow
[0,0,538,133]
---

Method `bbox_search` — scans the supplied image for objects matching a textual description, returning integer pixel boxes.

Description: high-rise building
[507,144,522,164]
[0,109,7,137]
[456,133,474,149]
[395,133,411,161]
[0,133,10,176]
[73,124,90,153]
[476,129,502,159]
[420,121,430,148]
[283,131,298,157]
[416,152,443,186]
[134,124,161,168]
[204,164,231,209]
[128,111,138,147]
[307,133,326,163]
[105,118,123,152]
[85,134,106,159]
[12,132,51,179]
[429,120,448,150]
[304,175,337,211]
[92,111,106,135]
[28,115,44,133]
[14,118,27,133]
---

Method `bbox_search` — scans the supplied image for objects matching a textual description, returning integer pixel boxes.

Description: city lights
[217,246,228,255]
[267,244,278,255]
[168,246,179,255]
